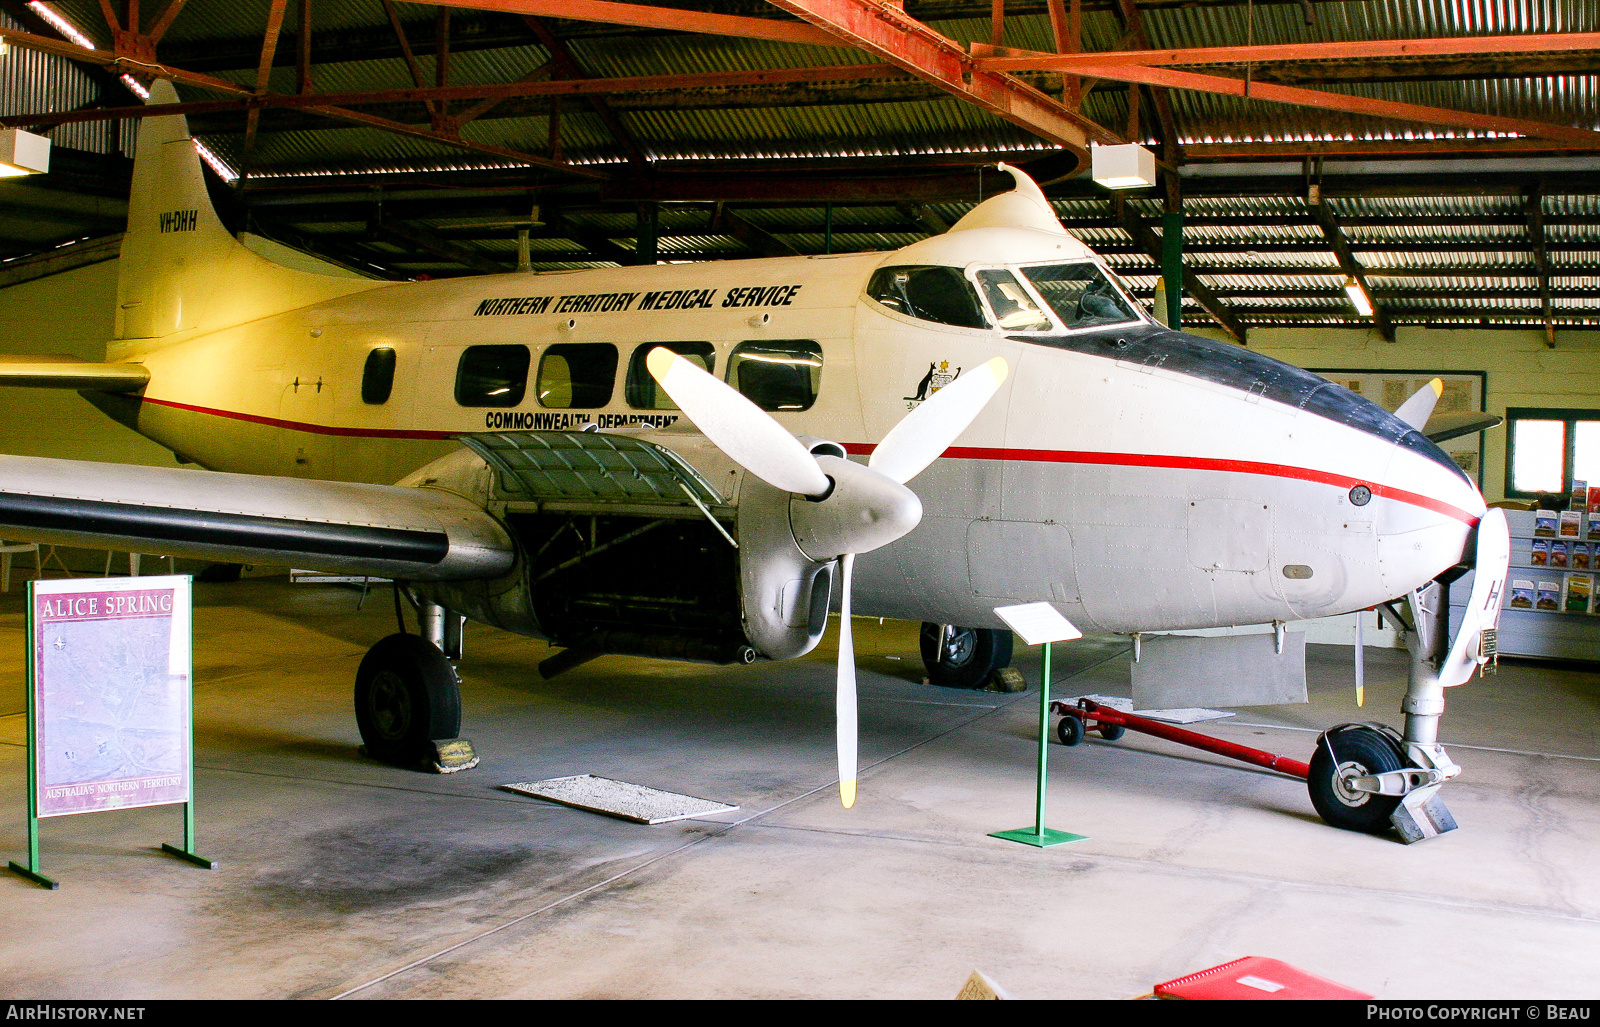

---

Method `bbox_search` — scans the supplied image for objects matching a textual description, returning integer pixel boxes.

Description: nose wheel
[1306,725,1408,834]
[919,623,1013,689]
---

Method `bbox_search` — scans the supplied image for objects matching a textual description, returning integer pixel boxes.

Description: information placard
[31,576,192,819]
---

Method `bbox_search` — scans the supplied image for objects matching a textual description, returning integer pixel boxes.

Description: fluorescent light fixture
[1091,142,1158,190]
[1343,276,1375,316]
[0,128,50,177]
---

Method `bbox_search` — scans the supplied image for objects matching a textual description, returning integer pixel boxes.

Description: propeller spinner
[646,348,1009,807]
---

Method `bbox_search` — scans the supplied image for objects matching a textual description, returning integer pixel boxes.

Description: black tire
[1307,726,1406,834]
[355,633,462,765]
[1056,715,1083,747]
[920,623,1014,689]
[1098,723,1126,741]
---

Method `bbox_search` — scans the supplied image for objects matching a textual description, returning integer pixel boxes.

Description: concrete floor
[0,578,1597,999]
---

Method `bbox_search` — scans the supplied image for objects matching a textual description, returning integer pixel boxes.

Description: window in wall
[1505,408,1600,497]
[361,347,396,405]
[625,341,714,409]
[727,340,822,412]
[1019,261,1141,330]
[866,266,988,329]
[975,269,1053,331]
[456,344,529,408]
[537,343,618,409]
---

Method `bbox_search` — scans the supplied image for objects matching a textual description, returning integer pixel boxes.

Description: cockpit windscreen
[1020,263,1142,330]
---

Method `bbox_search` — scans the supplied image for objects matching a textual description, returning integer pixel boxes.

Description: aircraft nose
[1370,437,1484,598]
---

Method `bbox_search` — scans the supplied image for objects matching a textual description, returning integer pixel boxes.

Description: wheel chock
[985,667,1026,693]
[430,738,480,774]
[1391,785,1458,844]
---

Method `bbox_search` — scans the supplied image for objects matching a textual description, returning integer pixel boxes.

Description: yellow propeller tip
[644,346,676,382]
[984,356,1010,385]
[1429,377,1443,397]
[1356,686,1365,707]
[840,780,856,808]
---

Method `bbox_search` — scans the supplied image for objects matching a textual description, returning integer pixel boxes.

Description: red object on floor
[1154,956,1373,1000]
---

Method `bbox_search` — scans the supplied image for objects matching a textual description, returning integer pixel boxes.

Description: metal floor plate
[501,774,740,825]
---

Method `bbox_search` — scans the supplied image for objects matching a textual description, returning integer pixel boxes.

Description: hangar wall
[1,260,1595,506]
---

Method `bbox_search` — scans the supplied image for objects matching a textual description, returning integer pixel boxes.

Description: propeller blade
[645,347,831,497]
[836,553,858,808]
[1354,607,1365,707]
[869,357,1009,485]
[1394,377,1443,432]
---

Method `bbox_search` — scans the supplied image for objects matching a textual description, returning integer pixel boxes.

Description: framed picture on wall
[1307,368,1488,490]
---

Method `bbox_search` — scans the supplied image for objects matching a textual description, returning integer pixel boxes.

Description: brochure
[1560,509,1583,538]
[1575,542,1592,570]
[1534,510,1558,537]
[1552,541,1570,568]
[1565,573,1593,613]
[1588,485,1600,517]
[1571,479,1589,512]
[1537,580,1561,611]
[1509,579,1536,609]
[1531,538,1549,566]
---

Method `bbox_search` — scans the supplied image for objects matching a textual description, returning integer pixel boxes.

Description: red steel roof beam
[764,0,1108,156]
[423,0,837,47]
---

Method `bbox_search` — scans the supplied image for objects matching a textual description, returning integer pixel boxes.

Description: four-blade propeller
[647,347,1009,807]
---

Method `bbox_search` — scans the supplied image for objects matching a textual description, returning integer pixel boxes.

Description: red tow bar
[1052,698,1312,780]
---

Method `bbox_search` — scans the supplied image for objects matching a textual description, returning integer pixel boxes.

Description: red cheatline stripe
[843,442,1479,526]
[148,399,1478,526]
[145,398,459,440]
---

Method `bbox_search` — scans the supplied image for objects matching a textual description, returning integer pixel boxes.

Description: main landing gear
[355,589,477,772]
[920,623,1013,689]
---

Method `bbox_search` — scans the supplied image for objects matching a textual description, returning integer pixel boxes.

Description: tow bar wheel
[1307,726,1407,834]
[1056,714,1083,747]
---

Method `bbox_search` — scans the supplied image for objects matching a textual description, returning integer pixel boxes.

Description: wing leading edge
[0,454,512,581]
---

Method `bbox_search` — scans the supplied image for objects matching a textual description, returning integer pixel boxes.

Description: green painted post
[164,577,215,870]
[1034,641,1051,837]
[1161,210,1184,329]
[10,580,57,889]
[990,638,1087,848]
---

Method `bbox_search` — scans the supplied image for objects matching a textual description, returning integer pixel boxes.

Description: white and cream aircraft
[0,82,1508,835]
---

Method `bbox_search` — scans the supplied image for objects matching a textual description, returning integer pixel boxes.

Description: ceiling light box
[1091,142,1157,190]
[0,129,51,178]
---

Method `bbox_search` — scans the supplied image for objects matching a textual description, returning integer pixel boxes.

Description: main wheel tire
[1307,726,1406,833]
[920,623,1014,689]
[1056,715,1083,747]
[355,633,462,766]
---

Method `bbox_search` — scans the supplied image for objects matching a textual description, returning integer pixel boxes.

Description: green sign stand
[8,577,215,890]
[988,629,1088,848]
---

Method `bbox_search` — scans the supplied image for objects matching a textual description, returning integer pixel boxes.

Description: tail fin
[115,80,379,345]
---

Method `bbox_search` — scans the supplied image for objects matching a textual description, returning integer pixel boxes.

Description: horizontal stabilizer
[1424,410,1503,444]
[0,355,149,392]
[0,454,512,581]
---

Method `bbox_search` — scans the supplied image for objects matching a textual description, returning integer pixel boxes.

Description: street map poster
[31,576,192,818]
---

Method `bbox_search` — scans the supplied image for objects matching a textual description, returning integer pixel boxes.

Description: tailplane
[115,80,380,347]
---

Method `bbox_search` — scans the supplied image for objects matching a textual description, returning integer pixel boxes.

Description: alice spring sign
[33,580,191,818]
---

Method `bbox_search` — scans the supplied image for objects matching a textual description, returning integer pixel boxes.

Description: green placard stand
[8,577,216,890]
[987,605,1089,848]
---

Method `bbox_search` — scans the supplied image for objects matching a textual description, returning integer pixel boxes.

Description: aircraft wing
[0,454,512,581]
[0,355,149,391]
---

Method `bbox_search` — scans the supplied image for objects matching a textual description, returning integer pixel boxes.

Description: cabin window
[726,340,822,412]
[625,342,714,410]
[975,270,1054,331]
[866,265,988,330]
[361,347,396,405]
[537,343,618,409]
[1019,262,1141,330]
[456,344,529,407]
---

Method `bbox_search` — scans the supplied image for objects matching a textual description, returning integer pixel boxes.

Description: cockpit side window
[1020,262,1141,331]
[867,265,988,330]
[975,270,1054,331]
